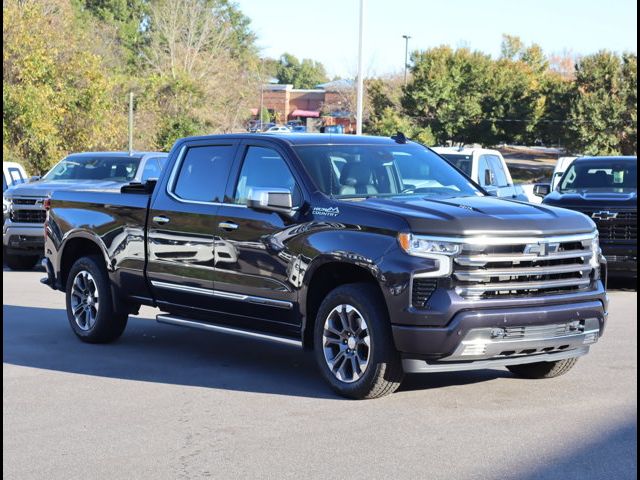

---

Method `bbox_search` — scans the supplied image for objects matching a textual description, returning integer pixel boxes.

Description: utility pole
[403,35,411,85]
[128,92,134,153]
[356,0,365,135]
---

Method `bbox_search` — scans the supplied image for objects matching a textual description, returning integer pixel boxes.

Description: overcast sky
[236,0,638,78]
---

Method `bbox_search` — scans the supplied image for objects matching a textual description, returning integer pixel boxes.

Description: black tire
[507,357,579,379]
[313,283,404,399]
[65,255,128,343]
[4,251,40,270]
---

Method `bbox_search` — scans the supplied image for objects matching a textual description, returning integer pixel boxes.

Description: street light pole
[355,0,365,135]
[403,35,411,85]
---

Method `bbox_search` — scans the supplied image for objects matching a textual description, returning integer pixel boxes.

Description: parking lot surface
[3,268,637,480]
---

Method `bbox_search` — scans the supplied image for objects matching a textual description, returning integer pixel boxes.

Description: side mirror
[483,169,493,186]
[29,175,41,183]
[247,188,295,216]
[484,186,498,196]
[533,183,551,197]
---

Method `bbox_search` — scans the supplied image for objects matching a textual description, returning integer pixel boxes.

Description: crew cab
[4,151,167,270]
[42,134,608,399]
[539,156,637,279]
[432,147,530,202]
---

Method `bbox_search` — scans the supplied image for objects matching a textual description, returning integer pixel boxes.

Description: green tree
[276,53,328,89]
[3,0,124,173]
[567,51,637,155]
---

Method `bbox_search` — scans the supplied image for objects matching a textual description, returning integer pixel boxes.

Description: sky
[236,0,638,78]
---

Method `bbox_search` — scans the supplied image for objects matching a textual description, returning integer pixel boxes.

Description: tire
[4,249,40,270]
[313,283,404,399]
[65,255,128,343]
[507,357,579,379]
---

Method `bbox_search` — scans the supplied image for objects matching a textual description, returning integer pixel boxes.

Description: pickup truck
[432,147,531,202]
[42,134,608,399]
[537,156,637,279]
[4,151,167,270]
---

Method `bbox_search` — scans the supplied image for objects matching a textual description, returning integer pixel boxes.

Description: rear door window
[486,155,509,187]
[173,146,236,203]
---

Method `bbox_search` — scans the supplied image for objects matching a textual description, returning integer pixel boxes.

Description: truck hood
[349,195,596,236]
[4,180,125,198]
[543,189,637,209]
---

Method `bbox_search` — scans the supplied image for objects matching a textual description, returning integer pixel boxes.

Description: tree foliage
[275,53,328,89]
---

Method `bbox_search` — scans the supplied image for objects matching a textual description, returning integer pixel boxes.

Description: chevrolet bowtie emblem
[592,211,618,221]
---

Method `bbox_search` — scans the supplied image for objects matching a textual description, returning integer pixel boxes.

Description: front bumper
[602,243,637,276]
[393,299,607,370]
[3,221,45,254]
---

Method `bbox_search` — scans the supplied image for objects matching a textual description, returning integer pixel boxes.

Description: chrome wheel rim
[322,304,370,383]
[70,270,99,331]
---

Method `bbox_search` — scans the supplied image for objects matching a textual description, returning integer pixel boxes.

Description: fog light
[583,332,598,344]
[461,343,487,356]
[490,328,506,338]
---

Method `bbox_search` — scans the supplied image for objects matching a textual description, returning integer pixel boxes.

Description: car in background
[3,162,29,225]
[432,147,530,201]
[539,156,637,279]
[291,125,307,133]
[265,125,292,134]
[550,156,578,191]
[247,121,275,133]
[286,120,303,129]
[3,151,168,270]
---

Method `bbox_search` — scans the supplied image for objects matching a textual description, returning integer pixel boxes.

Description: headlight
[398,233,461,277]
[398,233,461,257]
[3,197,11,215]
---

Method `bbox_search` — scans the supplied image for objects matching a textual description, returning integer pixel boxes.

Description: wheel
[314,283,404,399]
[65,255,128,343]
[507,358,579,379]
[4,251,40,270]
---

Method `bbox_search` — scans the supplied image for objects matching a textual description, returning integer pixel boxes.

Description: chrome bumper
[3,221,44,246]
[402,318,600,374]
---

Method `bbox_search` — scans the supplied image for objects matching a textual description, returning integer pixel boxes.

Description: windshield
[43,156,141,182]
[294,144,482,199]
[559,160,637,192]
[439,153,473,177]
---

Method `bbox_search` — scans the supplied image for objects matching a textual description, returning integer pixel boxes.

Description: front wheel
[507,358,579,379]
[313,283,404,399]
[65,255,128,343]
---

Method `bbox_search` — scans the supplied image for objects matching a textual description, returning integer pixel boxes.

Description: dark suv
[541,156,637,279]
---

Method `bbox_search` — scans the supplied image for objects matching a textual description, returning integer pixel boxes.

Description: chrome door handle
[153,215,170,225]
[218,221,239,231]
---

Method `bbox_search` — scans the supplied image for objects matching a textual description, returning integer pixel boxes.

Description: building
[251,80,356,133]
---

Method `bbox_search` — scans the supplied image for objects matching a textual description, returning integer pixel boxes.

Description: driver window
[234,146,298,205]
[479,156,495,187]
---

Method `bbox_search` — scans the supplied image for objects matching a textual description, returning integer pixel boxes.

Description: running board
[156,314,303,348]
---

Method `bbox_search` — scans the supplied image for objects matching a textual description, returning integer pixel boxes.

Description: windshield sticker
[312,207,340,217]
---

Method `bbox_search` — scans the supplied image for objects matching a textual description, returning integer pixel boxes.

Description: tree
[567,51,637,155]
[275,53,328,89]
[141,0,260,148]
[3,0,125,173]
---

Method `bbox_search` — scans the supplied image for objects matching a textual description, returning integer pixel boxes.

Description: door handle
[153,215,170,225]
[218,221,239,231]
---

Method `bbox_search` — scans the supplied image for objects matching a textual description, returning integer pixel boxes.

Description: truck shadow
[3,304,507,400]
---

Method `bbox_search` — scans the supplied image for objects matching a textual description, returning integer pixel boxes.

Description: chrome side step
[156,314,302,348]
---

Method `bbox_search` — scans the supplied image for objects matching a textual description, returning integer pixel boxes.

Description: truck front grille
[584,211,637,241]
[453,234,597,299]
[11,209,47,223]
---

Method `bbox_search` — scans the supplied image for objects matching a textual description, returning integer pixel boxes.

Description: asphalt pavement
[3,268,637,480]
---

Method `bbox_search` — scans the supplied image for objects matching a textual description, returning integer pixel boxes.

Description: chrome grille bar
[455,249,592,267]
[454,263,592,282]
[455,278,592,297]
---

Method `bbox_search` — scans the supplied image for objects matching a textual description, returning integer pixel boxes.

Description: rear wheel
[66,255,128,343]
[314,283,404,399]
[4,250,40,270]
[507,358,579,379]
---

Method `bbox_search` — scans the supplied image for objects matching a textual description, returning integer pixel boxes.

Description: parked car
[291,126,307,133]
[432,147,530,201]
[550,156,578,191]
[265,125,292,134]
[42,134,607,399]
[536,156,637,279]
[3,151,168,270]
[247,121,275,133]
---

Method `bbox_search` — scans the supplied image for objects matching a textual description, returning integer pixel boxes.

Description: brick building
[251,80,356,133]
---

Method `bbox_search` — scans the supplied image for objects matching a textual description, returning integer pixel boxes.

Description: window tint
[234,147,298,204]
[44,156,141,181]
[487,155,509,187]
[560,161,637,191]
[174,145,235,202]
[8,168,25,186]
[141,156,167,181]
[440,154,472,176]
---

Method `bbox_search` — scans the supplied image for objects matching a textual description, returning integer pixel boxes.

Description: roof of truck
[65,151,168,159]
[177,133,416,146]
